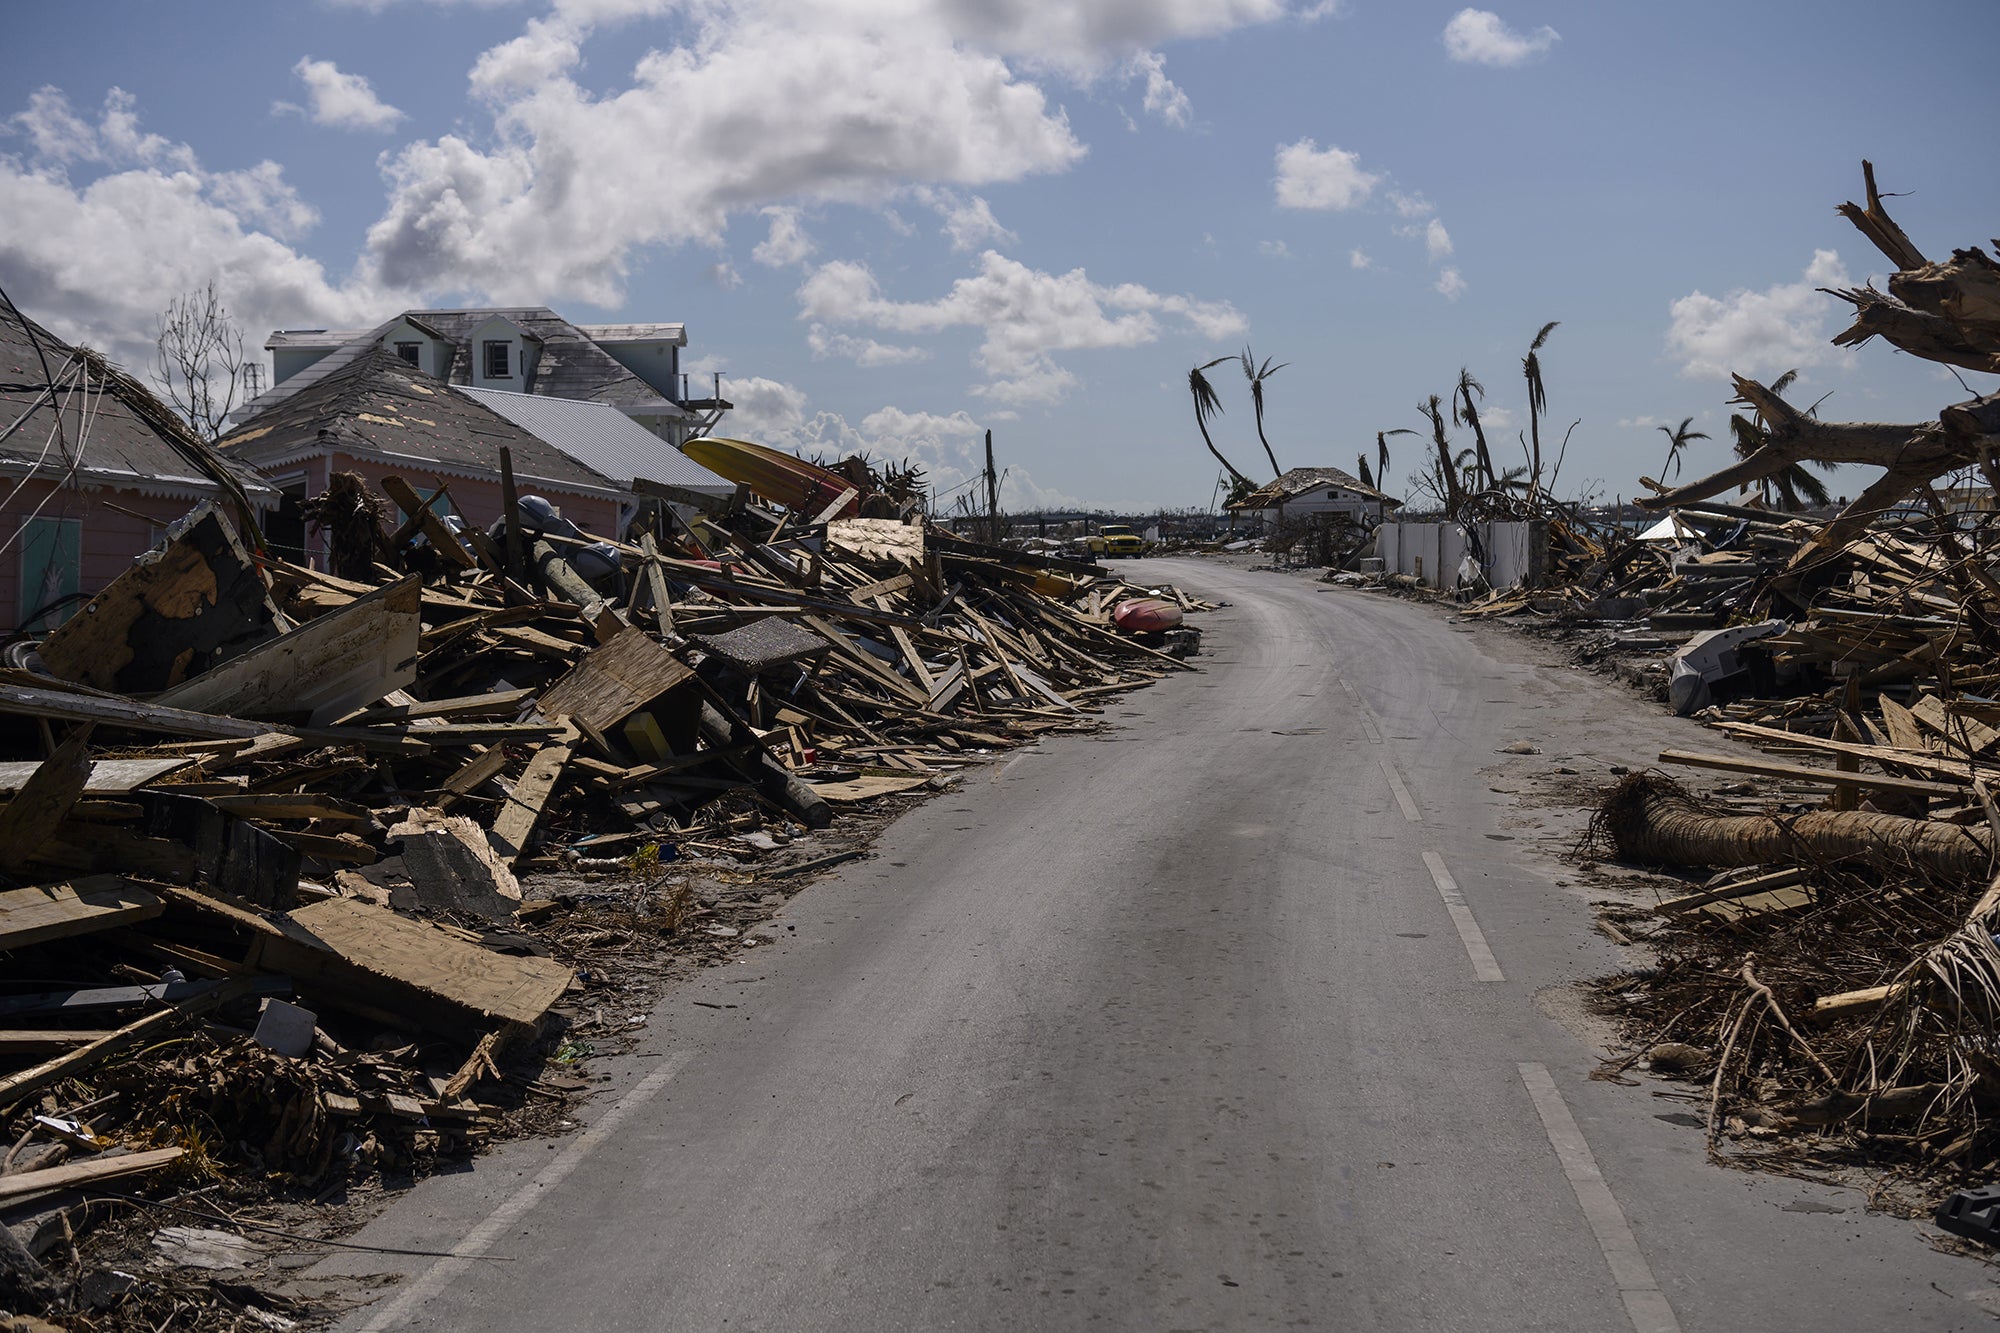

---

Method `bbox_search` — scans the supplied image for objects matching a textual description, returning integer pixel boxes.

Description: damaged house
[216,347,627,566]
[0,301,276,634]
[239,307,730,446]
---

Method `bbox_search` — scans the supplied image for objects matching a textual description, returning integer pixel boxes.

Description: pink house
[0,304,277,634]
[217,347,625,567]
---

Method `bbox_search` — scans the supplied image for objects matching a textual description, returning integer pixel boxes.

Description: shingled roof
[217,347,624,500]
[237,307,690,424]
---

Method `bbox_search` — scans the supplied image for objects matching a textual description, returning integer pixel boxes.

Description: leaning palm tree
[1357,453,1375,488]
[1189,359,1253,489]
[1655,416,1710,483]
[1417,395,1465,516]
[1239,346,1288,479]
[1453,368,1495,490]
[1522,321,1559,492]
[1377,428,1417,490]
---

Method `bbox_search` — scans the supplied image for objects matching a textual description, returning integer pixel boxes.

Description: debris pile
[1528,163,2000,1221]
[0,470,1205,1323]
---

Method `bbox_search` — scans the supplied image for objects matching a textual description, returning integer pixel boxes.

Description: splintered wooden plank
[0,724,96,871]
[489,727,577,862]
[275,898,572,1029]
[537,628,694,732]
[639,533,675,634]
[155,576,423,724]
[0,1147,186,1202]
[0,876,163,951]
[0,756,195,795]
[1879,695,1930,753]
[381,475,477,569]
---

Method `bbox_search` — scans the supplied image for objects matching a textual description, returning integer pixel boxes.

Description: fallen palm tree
[1594,772,1991,880]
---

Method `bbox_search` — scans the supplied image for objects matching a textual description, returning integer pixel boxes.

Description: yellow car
[1089,525,1148,559]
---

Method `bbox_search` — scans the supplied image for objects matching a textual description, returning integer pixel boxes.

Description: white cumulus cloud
[1129,50,1191,127]
[1442,9,1559,66]
[807,323,930,366]
[1273,138,1380,211]
[1349,247,1372,269]
[909,187,1017,252]
[1425,217,1452,260]
[285,57,406,131]
[1434,266,1466,300]
[797,249,1245,405]
[1666,249,1851,380]
[751,206,817,267]
[707,371,1080,507]
[0,88,392,376]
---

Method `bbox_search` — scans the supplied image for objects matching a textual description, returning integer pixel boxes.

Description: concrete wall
[1376,518,1544,589]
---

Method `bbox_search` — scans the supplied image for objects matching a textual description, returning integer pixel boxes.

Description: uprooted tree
[1639,161,2000,565]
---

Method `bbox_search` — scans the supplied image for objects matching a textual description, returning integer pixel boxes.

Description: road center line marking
[1379,754,1421,822]
[1422,851,1503,982]
[1518,1063,1683,1333]
[358,1052,693,1332]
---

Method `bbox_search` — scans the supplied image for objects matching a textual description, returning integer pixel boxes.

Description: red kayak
[1112,598,1183,634]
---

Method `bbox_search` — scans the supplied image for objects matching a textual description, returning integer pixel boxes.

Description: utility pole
[983,429,999,544]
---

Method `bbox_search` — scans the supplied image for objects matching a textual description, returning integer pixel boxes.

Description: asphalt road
[323,558,1997,1331]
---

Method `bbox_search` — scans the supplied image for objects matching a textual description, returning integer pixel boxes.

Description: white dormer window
[395,342,422,367]
[483,340,512,379]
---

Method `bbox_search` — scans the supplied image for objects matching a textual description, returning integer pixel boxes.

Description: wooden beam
[381,475,477,569]
[1658,748,1969,799]
[0,723,95,871]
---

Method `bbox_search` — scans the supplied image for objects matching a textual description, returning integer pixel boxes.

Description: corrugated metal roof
[577,323,686,345]
[456,386,734,494]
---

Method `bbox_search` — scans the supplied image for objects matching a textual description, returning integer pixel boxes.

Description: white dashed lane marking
[1519,1063,1683,1333]
[1422,850,1502,981]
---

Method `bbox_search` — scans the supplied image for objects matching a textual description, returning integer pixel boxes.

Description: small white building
[1228,466,1401,529]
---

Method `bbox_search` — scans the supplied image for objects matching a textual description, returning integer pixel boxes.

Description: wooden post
[499,446,526,586]
[984,429,998,545]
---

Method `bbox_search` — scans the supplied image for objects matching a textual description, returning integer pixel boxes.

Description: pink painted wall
[328,452,622,545]
[0,481,224,634]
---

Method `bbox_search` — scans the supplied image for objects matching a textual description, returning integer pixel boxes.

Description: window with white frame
[483,340,511,379]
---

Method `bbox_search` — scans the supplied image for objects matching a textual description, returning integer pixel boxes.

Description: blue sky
[3,0,1996,512]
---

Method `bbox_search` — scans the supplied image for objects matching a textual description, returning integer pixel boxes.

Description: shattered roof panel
[218,347,624,498]
[456,386,734,494]
[0,306,275,500]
